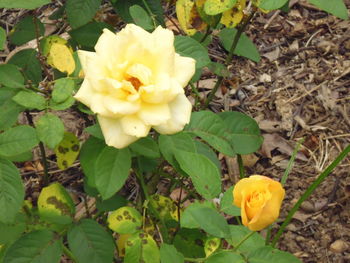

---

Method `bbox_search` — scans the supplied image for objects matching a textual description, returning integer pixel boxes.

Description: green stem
[265,225,271,245]
[281,138,305,185]
[141,0,158,28]
[271,144,350,247]
[62,245,77,262]
[237,154,246,179]
[189,82,201,108]
[135,170,170,243]
[204,10,256,108]
[199,26,211,43]
[184,257,205,262]
[233,231,255,252]
[25,111,49,185]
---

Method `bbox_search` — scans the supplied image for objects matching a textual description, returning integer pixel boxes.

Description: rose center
[126,76,142,91]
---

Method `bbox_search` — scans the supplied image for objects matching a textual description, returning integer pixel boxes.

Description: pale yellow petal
[120,115,151,137]
[94,29,120,65]
[98,116,139,149]
[74,79,94,108]
[138,103,171,126]
[173,54,196,87]
[153,94,192,134]
[104,96,140,115]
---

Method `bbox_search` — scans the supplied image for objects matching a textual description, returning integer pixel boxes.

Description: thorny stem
[237,154,246,179]
[25,111,49,186]
[135,170,170,243]
[271,144,350,247]
[204,9,256,108]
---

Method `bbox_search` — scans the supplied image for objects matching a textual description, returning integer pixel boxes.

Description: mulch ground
[1,0,350,262]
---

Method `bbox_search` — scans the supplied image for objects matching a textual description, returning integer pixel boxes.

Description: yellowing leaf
[204,0,237,15]
[41,35,67,57]
[54,132,80,170]
[107,207,142,234]
[204,236,221,257]
[150,194,179,221]
[116,234,131,257]
[220,0,246,28]
[37,183,75,225]
[176,0,207,35]
[47,43,75,75]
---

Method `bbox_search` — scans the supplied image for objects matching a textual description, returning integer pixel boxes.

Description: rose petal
[173,54,196,86]
[153,94,192,134]
[74,79,95,108]
[120,115,151,137]
[98,116,139,149]
[94,29,120,65]
[104,96,140,115]
[138,103,171,126]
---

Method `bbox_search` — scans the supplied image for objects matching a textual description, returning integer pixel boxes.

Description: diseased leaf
[37,183,75,225]
[107,206,142,234]
[47,43,75,75]
[54,132,80,170]
[204,0,237,15]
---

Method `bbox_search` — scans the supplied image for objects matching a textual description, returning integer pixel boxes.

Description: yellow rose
[233,175,285,231]
[74,24,195,148]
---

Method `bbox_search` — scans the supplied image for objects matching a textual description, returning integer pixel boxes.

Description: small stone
[330,240,348,253]
[300,201,315,213]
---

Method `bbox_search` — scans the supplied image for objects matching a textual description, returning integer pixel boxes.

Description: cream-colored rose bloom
[74,24,195,148]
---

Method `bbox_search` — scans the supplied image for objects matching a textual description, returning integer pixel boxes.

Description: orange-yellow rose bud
[233,175,285,231]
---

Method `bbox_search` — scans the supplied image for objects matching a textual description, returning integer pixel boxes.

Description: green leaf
[308,0,348,19]
[96,194,127,212]
[160,244,184,263]
[173,228,206,258]
[130,5,154,31]
[84,124,104,140]
[80,136,106,188]
[125,232,160,263]
[2,151,32,162]
[37,182,75,225]
[0,213,26,244]
[69,21,114,49]
[107,206,142,234]
[8,49,42,85]
[207,62,230,77]
[66,0,102,29]
[94,147,131,200]
[219,28,261,62]
[185,206,231,238]
[129,136,160,159]
[175,150,221,199]
[9,15,44,45]
[112,0,165,26]
[0,64,24,88]
[194,140,221,170]
[185,111,235,156]
[259,0,289,10]
[0,158,24,223]
[0,88,23,131]
[12,90,46,110]
[248,246,302,263]
[205,251,245,263]
[204,0,237,15]
[0,125,38,158]
[158,133,196,174]
[180,201,216,229]
[52,78,75,103]
[4,230,62,263]
[67,219,115,263]
[54,132,80,170]
[0,0,50,9]
[174,36,211,69]
[0,27,5,50]
[36,113,65,149]
[220,186,241,216]
[49,96,75,110]
[228,225,265,253]
[219,111,263,154]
